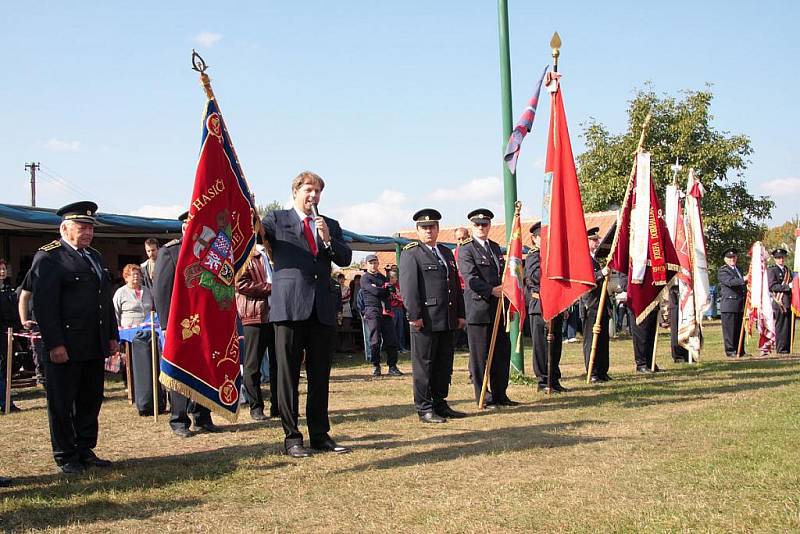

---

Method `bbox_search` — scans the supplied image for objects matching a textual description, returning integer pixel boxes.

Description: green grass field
[1,321,799,532]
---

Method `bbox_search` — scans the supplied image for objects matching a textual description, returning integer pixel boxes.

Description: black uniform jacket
[31,238,118,360]
[152,238,180,329]
[524,248,542,315]
[262,209,352,326]
[360,271,391,311]
[457,237,504,324]
[579,256,608,319]
[717,264,746,313]
[399,241,465,332]
[768,264,792,309]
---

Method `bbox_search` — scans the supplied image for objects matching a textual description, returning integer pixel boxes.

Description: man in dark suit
[262,171,353,458]
[768,248,792,353]
[580,227,612,382]
[457,208,516,407]
[152,211,220,438]
[524,221,567,392]
[718,248,747,357]
[30,201,119,474]
[400,208,467,423]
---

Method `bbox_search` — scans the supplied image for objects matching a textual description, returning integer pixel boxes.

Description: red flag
[791,275,800,316]
[159,97,256,420]
[608,152,680,324]
[538,72,595,321]
[501,208,525,322]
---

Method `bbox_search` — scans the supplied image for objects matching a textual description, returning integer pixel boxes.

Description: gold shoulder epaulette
[403,241,420,251]
[164,239,180,248]
[39,240,61,252]
[461,237,473,245]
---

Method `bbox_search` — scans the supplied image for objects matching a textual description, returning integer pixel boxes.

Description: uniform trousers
[410,329,455,414]
[632,308,658,368]
[531,313,563,386]
[242,323,276,414]
[721,312,743,355]
[669,294,689,362]
[466,321,510,404]
[130,332,166,416]
[44,358,105,465]
[583,306,609,378]
[363,308,399,366]
[274,317,334,448]
[772,304,791,353]
[169,391,212,430]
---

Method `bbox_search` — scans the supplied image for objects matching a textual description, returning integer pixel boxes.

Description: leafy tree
[256,200,284,218]
[763,218,800,269]
[577,86,774,278]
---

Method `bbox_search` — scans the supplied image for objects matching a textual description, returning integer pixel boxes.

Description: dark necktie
[431,246,446,272]
[79,249,100,279]
[483,242,499,274]
[303,217,318,256]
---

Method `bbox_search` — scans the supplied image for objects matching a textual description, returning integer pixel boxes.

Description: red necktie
[303,217,318,256]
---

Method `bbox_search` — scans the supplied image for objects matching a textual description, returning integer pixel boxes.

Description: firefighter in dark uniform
[30,201,119,474]
[580,226,612,382]
[360,253,403,377]
[399,209,467,423]
[456,208,516,407]
[717,248,747,357]
[768,248,792,353]
[524,221,567,392]
[152,211,220,438]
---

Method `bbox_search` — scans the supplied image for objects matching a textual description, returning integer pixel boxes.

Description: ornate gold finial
[550,32,561,71]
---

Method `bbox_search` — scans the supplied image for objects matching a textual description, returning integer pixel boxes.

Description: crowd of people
[0,171,794,484]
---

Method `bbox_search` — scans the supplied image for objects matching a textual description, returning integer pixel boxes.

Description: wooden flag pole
[479,297,504,409]
[587,113,652,383]
[5,328,12,414]
[124,342,134,405]
[790,310,796,354]
[737,293,750,357]
[545,320,554,394]
[150,312,159,422]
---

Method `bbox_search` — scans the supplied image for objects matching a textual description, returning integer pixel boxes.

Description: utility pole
[25,162,40,207]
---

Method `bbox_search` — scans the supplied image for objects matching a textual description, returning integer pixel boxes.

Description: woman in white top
[113,264,165,415]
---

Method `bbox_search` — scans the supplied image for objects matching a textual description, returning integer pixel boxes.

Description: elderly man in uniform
[580,226,612,383]
[768,248,792,354]
[400,209,467,423]
[525,221,568,392]
[152,211,221,438]
[30,201,119,474]
[718,248,747,357]
[456,208,516,408]
[360,254,403,377]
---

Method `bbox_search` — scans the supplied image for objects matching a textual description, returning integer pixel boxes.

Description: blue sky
[2,1,798,236]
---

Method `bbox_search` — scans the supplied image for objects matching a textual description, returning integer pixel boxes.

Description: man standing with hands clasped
[30,201,119,474]
[400,209,467,423]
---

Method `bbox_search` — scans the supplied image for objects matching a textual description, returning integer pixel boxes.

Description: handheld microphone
[310,203,320,219]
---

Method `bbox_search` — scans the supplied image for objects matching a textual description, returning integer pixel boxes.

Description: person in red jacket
[235,242,275,421]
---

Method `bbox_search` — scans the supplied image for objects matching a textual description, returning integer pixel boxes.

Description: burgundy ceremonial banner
[160,98,256,420]
[608,152,680,324]
[538,71,595,322]
[502,209,526,325]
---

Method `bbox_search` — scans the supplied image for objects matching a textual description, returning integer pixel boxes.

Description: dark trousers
[130,331,167,415]
[242,323,276,414]
[410,329,455,414]
[632,308,658,368]
[773,304,791,353]
[583,306,609,377]
[669,300,689,362]
[44,358,105,465]
[721,311,743,355]
[363,308,399,366]
[169,391,212,430]
[531,313,563,386]
[274,318,334,448]
[391,306,408,350]
[466,322,510,404]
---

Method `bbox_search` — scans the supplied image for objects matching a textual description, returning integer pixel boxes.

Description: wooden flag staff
[586,113,652,383]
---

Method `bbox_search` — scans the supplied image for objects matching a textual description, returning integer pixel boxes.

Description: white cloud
[334,189,412,235]
[761,177,800,196]
[44,138,81,152]
[378,189,406,205]
[128,204,185,220]
[428,176,503,202]
[194,32,223,48]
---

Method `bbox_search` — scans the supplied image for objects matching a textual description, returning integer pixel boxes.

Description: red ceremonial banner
[501,209,526,322]
[159,98,256,420]
[539,72,595,321]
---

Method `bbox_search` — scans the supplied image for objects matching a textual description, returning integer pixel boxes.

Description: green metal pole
[394,241,402,271]
[497,0,523,374]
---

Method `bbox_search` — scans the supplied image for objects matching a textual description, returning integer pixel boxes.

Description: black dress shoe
[387,366,404,376]
[81,452,112,468]
[250,409,269,422]
[589,375,602,383]
[311,438,351,454]
[0,476,10,487]
[480,401,498,410]
[497,397,520,406]
[286,444,313,458]
[600,374,612,381]
[59,462,86,475]
[552,383,569,393]
[419,412,447,423]
[196,422,223,433]
[372,365,382,377]
[436,405,467,419]
[636,366,653,374]
[172,427,193,438]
